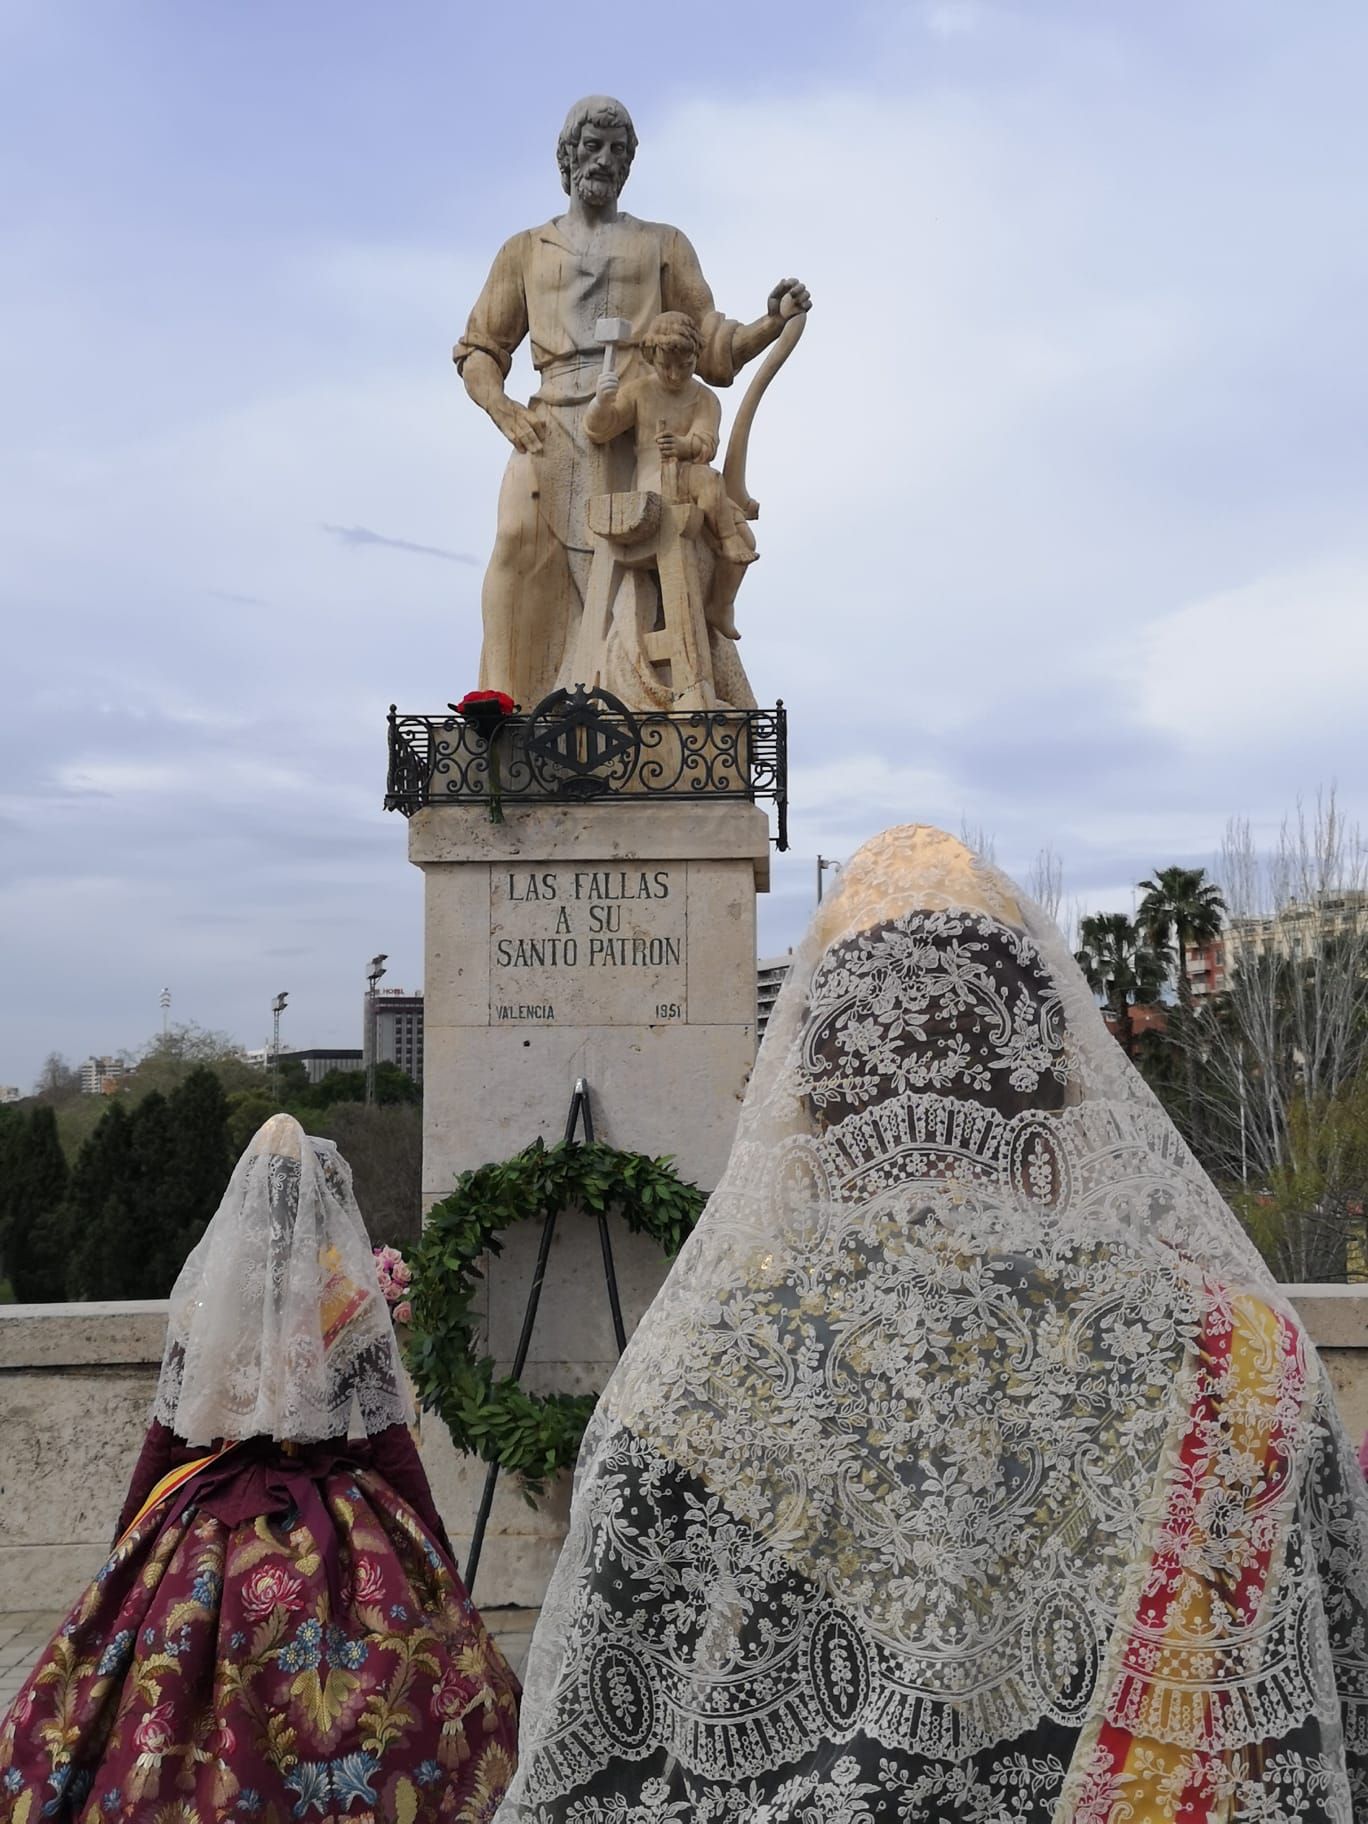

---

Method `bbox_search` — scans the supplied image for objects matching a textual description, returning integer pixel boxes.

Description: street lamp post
[365,955,388,1107]
[271,991,288,1101]
[816,856,841,904]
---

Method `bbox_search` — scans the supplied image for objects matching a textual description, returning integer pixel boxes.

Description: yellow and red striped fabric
[1077,1288,1308,1822]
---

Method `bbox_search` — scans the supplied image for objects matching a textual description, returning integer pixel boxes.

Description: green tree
[1075,912,1166,1041]
[124,1023,261,1102]
[2,1106,71,1301]
[227,1087,283,1155]
[312,1101,423,1247]
[1137,865,1227,1154]
[1136,866,1227,1016]
[130,1090,180,1294]
[161,1067,235,1269]
[67,1101,140,1299]
[1230,1076,1368,1281]
[33,1052,81,1105]
[273,1057,312,1102]
[52,1094,115,1167]
[1149,800,1368,1275]
[0,1105,24,1274]
[297,1063,419,1111]
[66,1074,237,1300]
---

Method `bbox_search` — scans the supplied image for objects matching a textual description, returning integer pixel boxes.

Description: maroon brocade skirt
[0,1460,519,1823]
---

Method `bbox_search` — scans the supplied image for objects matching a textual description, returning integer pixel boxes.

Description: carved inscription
[489,866,687,1025]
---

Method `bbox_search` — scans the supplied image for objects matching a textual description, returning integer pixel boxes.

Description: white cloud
[51,758,311,800]
[1132,560,1368,752]
[920,2,989,40]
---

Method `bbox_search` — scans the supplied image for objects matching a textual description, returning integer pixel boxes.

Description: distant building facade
[1182,937,1228,1001]
[364,989,425,1086]
[756,955,793,1044]
[244,1047,365,1085]
[279,1049,364,1086]
[79,1056,128,1096]
[1182,889,1368,994]
[0,1086,21,1106]
[1226,889,1368,968]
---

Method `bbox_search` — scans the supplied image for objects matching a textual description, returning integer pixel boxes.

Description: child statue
[584,310,757,639]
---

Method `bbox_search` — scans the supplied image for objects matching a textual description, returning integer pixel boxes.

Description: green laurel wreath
[404,1138,705,1500]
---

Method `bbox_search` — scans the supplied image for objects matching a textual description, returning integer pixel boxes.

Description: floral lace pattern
[154,1116,414,1445]
[801,913,1071,1114]
[495,829,1368,1822]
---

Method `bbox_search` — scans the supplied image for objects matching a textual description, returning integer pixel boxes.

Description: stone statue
[454,95,810,712]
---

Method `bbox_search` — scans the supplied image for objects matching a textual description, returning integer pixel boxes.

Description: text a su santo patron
[494,868,684,971]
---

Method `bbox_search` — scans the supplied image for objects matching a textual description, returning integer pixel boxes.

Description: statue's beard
[573,168,624,207]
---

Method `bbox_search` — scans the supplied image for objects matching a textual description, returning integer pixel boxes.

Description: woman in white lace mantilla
[496,826,1368,1823]
[0,1114,520,1824]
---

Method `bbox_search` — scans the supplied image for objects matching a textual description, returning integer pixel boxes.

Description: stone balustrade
[4,1287,1368,1613]
[0,1301,570,1612]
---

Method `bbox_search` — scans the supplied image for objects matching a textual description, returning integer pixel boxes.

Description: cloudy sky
[2,1,1365,1087]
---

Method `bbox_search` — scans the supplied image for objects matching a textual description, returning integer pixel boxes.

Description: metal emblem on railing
[523,686,641,798]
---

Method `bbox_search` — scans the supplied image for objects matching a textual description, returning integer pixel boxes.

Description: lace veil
[500,825,1368,1822]
[152,1112,413,1445]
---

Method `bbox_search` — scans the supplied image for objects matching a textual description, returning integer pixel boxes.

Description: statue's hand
[493,399,544,455]
[656,432,679,458]
[768,278,812,321]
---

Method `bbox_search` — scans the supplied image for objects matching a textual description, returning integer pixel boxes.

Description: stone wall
[4,1287,1368,1613]
[0,1302,570,1612]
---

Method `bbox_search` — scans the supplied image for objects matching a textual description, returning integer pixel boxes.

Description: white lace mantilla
[153,1113,413,1444]
[497,828,1368,1823]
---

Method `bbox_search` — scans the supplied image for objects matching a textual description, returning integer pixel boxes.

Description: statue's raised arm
[454,95,810,713]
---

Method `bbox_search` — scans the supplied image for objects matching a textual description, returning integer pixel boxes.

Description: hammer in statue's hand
[595,317,632,383]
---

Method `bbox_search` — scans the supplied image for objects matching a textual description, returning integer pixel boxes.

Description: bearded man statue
[455,95,810,710]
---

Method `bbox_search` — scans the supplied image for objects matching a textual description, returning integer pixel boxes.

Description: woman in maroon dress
[0,1113,518,1824]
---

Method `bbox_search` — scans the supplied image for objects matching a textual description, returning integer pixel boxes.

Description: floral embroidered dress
[495,827,1368,1824]
[0,1115,518,1824]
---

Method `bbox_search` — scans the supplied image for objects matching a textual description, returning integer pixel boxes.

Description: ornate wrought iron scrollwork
[384,694,788,850]
[385,706,430,812]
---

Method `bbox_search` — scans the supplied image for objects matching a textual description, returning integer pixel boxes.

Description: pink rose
[392,1300,413,1326]
[354,1557,386,1604]
[241,1563,305,1620]
[134,1700,177,1755]
[430,1661,478,1722]
[392,1261,411,1289]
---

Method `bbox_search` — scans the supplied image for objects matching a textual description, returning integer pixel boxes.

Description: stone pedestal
[409,800,769,1597]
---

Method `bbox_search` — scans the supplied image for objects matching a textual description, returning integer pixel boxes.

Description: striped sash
[115,1442,239,1551]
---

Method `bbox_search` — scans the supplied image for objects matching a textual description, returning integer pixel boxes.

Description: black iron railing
[385,687,788,849]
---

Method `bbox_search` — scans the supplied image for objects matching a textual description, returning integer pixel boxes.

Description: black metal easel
[463,1077,628,1594]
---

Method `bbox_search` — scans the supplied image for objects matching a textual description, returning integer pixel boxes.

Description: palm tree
[1136,866,1227,1018]
[1136,865,1227,1154]
[1075,912,1166,1049]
